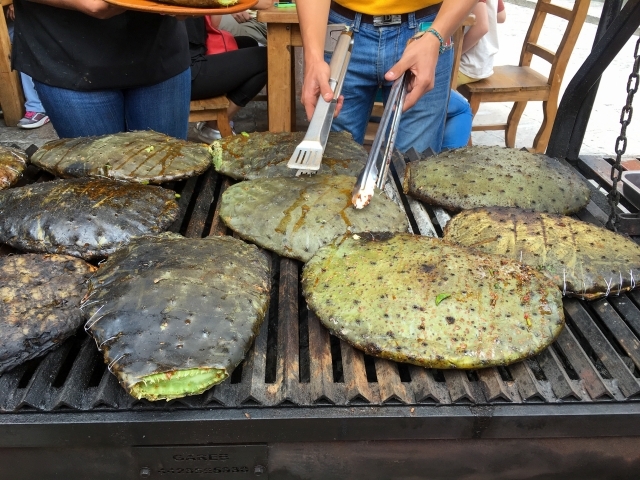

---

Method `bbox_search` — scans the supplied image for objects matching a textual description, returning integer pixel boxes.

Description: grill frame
[2,154,640,479]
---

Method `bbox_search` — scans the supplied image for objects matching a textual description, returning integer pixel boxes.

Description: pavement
[471,0,640,157]
[0,0,638,157]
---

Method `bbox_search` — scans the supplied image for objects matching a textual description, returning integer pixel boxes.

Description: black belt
[330,1,441,25]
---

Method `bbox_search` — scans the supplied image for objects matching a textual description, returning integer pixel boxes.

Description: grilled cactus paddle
[0,178,178,260]
[220,175,409,262]
[0,254,95,374]
[212,131,367,180]
[403,146,591,214]
[302,233,564,369]
[0,146,27,190]
[31,131,212,184]
[444,207,640,300]
[83,234,271,401]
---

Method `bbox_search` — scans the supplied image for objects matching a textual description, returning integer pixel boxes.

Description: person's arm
[296,0,343,120]
[26,0,124,19]
[208,14,222,28]
[232,0,272,22]
[497,0,506,23]
[385,0,478,111]
[460,1,489,54]
[254,0,273,8]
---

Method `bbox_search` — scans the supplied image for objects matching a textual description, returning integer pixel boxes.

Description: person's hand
[384,32,441,111]
[300,57,344,121]
[232,11,252,23]
[6,4,15,20]
[78,0,125,18]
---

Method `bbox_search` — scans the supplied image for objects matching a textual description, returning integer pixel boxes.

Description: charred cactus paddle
[83,234,271,401]
[0,146,27,190]
[0,178,179,260]
[0,254,95,374]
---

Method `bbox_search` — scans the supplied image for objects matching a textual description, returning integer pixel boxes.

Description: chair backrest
[519,0,591,86]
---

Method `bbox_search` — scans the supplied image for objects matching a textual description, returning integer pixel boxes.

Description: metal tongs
[351,72,410,209]
[287,28,354,175]
[351,31,426,208]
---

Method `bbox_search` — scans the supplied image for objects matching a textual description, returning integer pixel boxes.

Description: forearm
[26,0,123,18]
[208,14,221,27]
[254,0,273,9]
[296,0,331,64]
[460,3,488,53]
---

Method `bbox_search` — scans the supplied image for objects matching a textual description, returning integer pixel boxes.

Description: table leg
[0,13,24,127]
[266,23,292,133]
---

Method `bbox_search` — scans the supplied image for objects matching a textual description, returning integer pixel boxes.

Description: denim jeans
[21,73,45,113]
[33,69,191,139]
[443,89,472,150]
[8,23,45,113]
[325,9,453,153]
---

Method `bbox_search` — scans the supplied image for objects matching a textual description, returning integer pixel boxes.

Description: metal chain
[607,35,640,231]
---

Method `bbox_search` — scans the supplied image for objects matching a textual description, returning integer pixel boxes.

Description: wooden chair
[457,0,590,153]
[189,96,234,137]
[0,0,25,127]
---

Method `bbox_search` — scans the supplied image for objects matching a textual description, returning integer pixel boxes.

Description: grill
[2,154,640,480]
[3,156,640,412]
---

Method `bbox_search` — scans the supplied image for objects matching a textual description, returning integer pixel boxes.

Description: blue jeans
[21,73,45,113]
[8,23,45,113]
[443,89,472,150]
[326,9,453,153]
[33,69,191,139]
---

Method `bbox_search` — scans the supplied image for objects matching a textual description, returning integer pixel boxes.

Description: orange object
[103,0,257,16]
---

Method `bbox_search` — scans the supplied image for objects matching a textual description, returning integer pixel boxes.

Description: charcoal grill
[2,4,640,473]
[2,146,640,479]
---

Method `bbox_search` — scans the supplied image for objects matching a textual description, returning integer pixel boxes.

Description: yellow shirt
[335,0,442,15]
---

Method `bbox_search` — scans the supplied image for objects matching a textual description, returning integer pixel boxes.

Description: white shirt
[459,0,501,80]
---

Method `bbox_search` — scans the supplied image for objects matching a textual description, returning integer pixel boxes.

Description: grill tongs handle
[287,28,354,175]
[351,72,410,209]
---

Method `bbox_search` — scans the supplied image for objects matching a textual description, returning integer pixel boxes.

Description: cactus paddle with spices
[444,207,640,300]
[31,131,212,184]
[212,131,367,180]
[302,233,564,369]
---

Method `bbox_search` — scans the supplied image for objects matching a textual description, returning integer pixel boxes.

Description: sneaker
[17,111,50,129]
[194,121,236,144]
[195,121,222,143]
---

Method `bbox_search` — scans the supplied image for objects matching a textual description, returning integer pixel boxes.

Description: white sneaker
[194,122,221,143]
[194,121,236,143]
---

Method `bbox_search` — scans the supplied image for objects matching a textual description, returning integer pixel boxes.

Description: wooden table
[0,0,25,127]
[256,6,302,133]
[257,6,474,133]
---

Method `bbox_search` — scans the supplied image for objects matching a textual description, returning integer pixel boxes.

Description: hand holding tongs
[351,72,410,209]
[287,28,354,175]
[351,31,425,208]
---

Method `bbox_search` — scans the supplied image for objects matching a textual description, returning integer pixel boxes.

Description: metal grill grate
[1,157,640,413]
